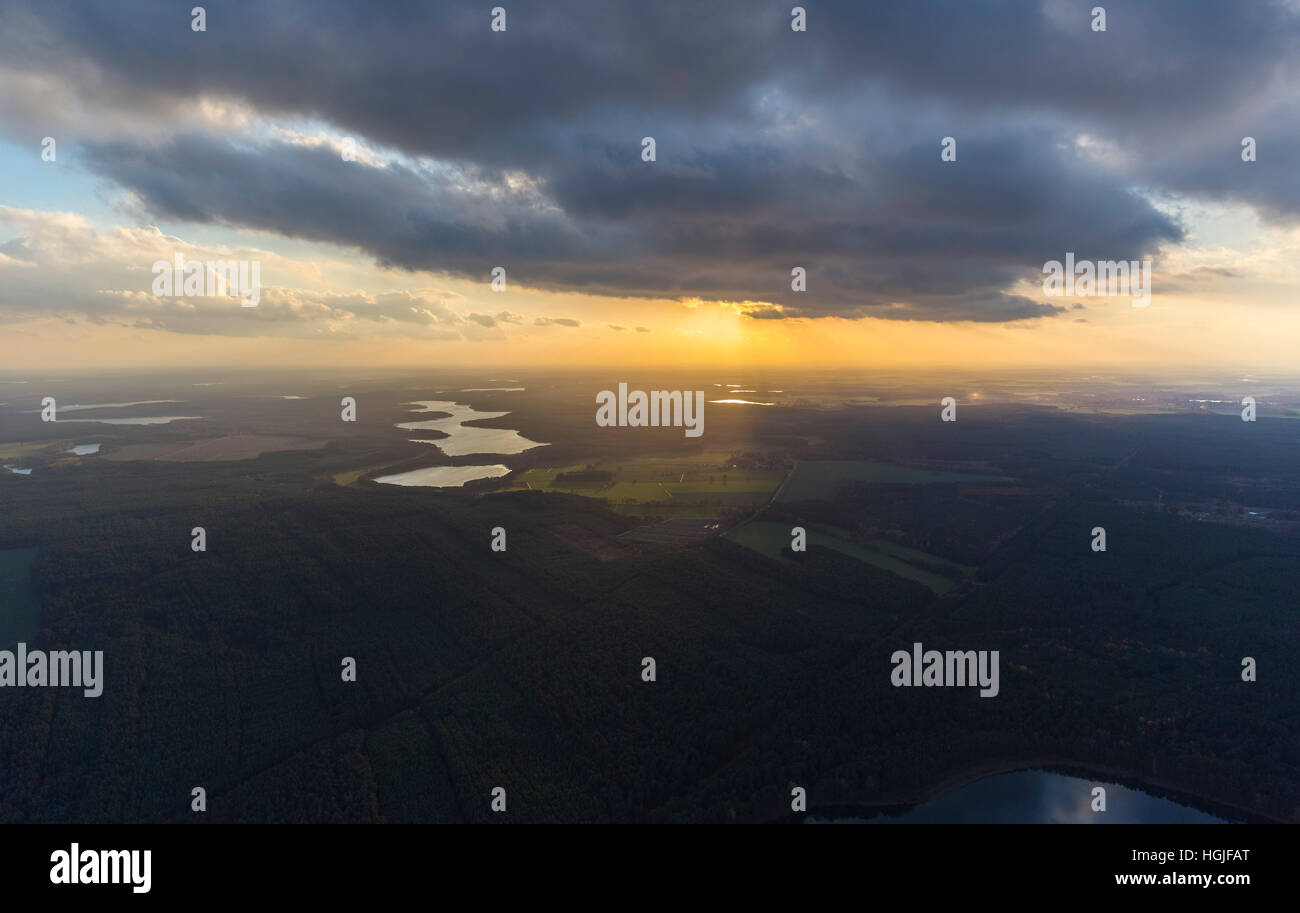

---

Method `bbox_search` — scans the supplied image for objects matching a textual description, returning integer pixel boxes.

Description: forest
[0,375,1296,822]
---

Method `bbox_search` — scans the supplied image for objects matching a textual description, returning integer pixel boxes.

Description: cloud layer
[2,0,1299,328]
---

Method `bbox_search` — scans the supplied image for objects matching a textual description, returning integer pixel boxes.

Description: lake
[372,398,545,488]
[396,400,545,457]
[57,400,182,411]
[59,416,202,425]
[808,769,1227,824]
[374,464,511,488]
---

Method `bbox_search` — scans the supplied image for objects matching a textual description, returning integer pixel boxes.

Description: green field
[726,521,972,594]
[0,547,41,644]
[0,442,52,460]
[778,460,1013,502]
[502,453,785,517]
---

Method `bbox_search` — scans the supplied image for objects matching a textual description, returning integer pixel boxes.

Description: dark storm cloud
[813,1,1300,126]
[77,127,1173,320]
[4,0,1298,321]
[7,1,1294,152]
[79,134,591,271]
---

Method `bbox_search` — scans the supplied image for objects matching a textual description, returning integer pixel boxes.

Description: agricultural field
[726,520,973,594]
[0,441,60,460]
[501,452,786,517]
[778,460,1013,503]
[105,434,329,462]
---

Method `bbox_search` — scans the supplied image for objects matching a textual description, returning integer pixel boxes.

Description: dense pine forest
[0,379,1296,822]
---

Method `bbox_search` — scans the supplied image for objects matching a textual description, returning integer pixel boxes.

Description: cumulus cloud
[0,207,481,337]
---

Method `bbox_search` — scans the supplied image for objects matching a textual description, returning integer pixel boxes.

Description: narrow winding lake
[397,400,545,457]
[374,399,546,488]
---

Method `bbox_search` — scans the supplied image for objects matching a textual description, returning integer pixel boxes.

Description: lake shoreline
[774,756,1283,824]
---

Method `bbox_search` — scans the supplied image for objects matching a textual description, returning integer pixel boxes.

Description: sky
[1,0,1300,372]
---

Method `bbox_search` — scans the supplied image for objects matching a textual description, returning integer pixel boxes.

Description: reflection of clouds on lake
[1042,774,1223,825]
[809,769,1225,824]
[1041,772,1097,824]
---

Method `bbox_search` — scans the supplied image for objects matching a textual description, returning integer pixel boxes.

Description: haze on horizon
[2,1,1300,373]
